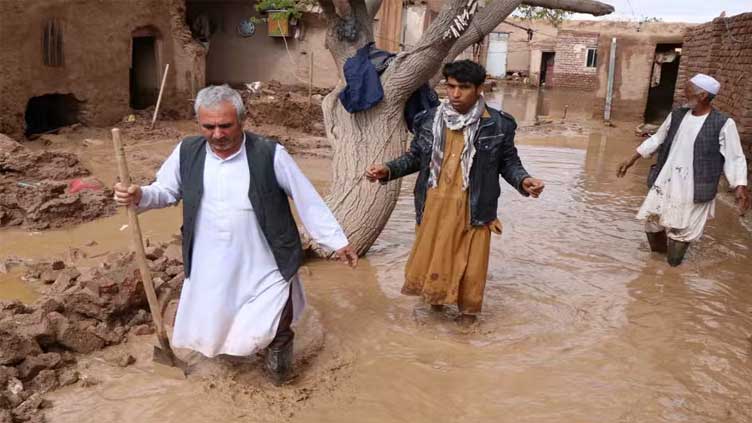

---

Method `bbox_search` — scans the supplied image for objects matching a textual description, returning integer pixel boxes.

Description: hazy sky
[568,0,751,23]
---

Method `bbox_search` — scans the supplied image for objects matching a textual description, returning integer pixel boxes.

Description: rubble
[243,81,328,137]
[0,238,185,422]
[0,134,116,229]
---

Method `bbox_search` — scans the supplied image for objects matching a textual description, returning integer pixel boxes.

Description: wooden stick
[111,128,177,361]
[150,64,170,130]
[308,52,314,108]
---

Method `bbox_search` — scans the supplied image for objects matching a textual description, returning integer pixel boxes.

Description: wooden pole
[308,52,314,108]
[150,63,170,130]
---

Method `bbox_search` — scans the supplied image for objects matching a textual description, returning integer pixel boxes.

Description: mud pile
[244,81,328,137]
[0,239,185,422]
[0,135,115,230]
[116,108,183,142]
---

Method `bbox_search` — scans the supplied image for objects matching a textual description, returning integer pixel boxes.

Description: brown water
[3,87,752,422]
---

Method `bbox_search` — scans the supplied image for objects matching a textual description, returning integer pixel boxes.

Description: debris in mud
[243,81,328,137]
[0,134,116,230]
[0,238,185,423]
[117,107,183,142]
[517,120,586,137]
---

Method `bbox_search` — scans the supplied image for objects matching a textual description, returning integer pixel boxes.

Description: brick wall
[675,13,752,175]
[552,30,599,90]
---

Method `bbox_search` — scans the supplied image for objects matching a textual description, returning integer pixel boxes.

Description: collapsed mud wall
[0,0,205,138]
[674,13,752,173]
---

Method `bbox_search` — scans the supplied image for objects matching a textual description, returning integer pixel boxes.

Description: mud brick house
[549,30,599,90]
[0,0,207,139]
[673,13,752,174]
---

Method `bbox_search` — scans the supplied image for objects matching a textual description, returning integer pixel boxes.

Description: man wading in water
[114,85,357,384]
[618,74,749,266]
[365,60,545,326]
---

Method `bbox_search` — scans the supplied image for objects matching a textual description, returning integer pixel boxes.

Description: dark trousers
[268,286,294,350]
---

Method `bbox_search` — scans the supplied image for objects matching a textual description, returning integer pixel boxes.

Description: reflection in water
[4,86,752,422]
[486,86,595,123]
[0,270,38,303]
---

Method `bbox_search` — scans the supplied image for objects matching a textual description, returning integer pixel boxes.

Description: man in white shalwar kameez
[114,85,358,384]
[618,74,750,266]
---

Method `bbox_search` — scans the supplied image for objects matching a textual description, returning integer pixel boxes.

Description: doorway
[540,52,555,87]
[24,94,80,136]
[644,43,682,124]
[130,35,158,110]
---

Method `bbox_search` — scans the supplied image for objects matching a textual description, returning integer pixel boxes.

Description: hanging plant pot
[267,10,290,37]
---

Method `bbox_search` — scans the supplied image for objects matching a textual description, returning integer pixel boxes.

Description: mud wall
[674,13,752,169]
[590,22,690,122]
[0,0,206,138]
[188,1,338,88]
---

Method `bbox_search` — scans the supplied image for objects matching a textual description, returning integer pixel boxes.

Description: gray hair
[194,85,246,120]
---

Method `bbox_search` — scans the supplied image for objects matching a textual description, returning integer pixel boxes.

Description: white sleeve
[636,114,672,158]
[137,143,183,211]
[719,119,748,188]
[273,145,349,251]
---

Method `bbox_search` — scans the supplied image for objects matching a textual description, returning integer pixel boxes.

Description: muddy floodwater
[2,86,752,422]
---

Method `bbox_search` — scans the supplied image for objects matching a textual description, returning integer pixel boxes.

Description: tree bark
[313,0,613,256]
[522,0,614,15]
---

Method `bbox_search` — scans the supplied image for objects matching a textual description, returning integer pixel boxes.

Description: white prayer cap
[690,74,721,95]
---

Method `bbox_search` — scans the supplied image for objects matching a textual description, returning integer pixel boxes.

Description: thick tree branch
[381,0,471,102]
[320,0,374,68]
[386,0,614,97]
[384,0,521,101]
[332,0,353,17]
[439,0,522,78]
[365,0,384,19]
[522,0,614,16]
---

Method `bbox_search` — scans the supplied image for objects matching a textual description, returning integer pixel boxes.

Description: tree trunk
[311,0,613,257]
[316,83,408,257]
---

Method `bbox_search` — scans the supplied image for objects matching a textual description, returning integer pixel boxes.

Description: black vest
[648,107,728,203]
[179,132,303,280]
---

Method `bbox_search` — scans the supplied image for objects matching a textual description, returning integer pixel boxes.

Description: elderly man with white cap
[617,73,750,266]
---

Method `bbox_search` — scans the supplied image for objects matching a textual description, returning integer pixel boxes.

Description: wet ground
[2,86,752,422]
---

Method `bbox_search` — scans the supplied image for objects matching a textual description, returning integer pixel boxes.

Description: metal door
[486,32,509,77]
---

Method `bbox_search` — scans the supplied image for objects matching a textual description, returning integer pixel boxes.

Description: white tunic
[137,137,348,357]
[636,112,748,242]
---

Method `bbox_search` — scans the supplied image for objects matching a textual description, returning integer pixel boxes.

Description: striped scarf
[428,97,485,191]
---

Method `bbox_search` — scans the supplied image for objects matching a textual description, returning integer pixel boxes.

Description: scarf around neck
[428,96,486,191]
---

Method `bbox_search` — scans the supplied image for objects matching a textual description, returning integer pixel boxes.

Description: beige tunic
[402,128,501,314]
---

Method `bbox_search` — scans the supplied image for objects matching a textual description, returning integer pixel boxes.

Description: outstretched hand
[617,153,641,178]
[522,177,545,198]
[617,160,634,178]
[335,245,358,268]
[365,164,389,183]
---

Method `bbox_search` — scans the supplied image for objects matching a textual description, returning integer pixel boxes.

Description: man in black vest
[618,74,749,266]
[114,85,357,384]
